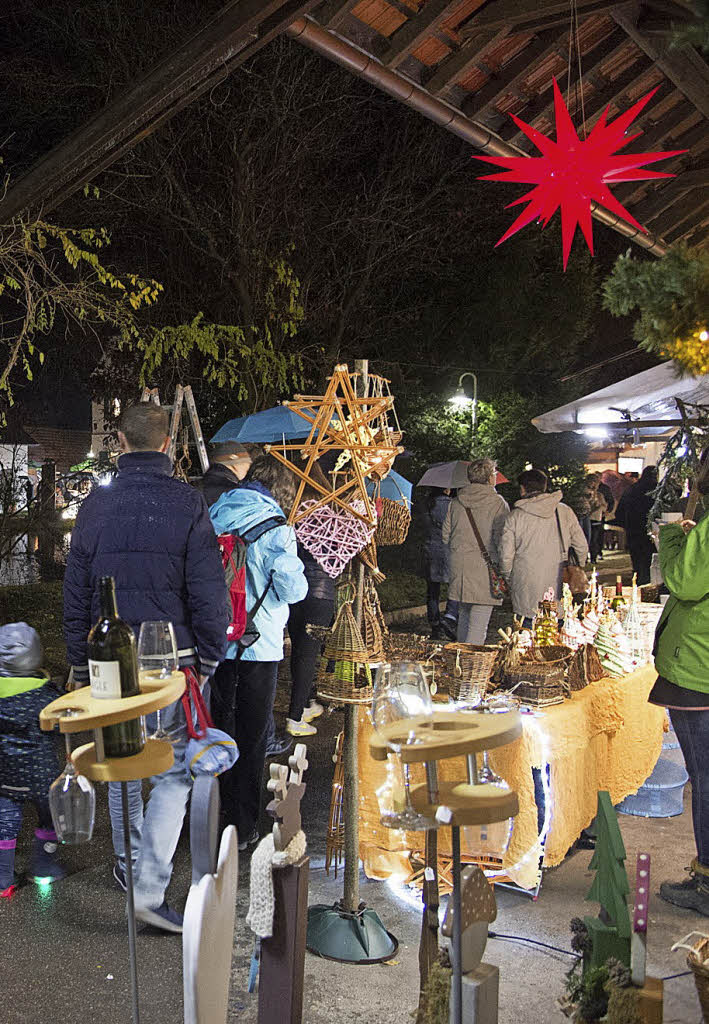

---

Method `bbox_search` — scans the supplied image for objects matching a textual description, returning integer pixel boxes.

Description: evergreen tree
[583,791,632,971]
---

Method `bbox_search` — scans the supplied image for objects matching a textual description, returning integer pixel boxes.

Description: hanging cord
[566,0,587,139]
[574,0,587,138]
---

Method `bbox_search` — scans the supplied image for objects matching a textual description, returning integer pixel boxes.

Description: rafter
[614,114,706,205]
[650,192,709,239]
[501,27,627,143]
[0,0,318,221]
[512,46,645,149]
[423,28,509,95]
[461,0,626,34]
[612,7,709,119]
[665,197,709,242]
[377,0,473,69]
[633,167,709,224]
[460,28,560,121]
[315,0,362,29]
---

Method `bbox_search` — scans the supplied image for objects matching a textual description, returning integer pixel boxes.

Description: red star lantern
[476,79,686,268]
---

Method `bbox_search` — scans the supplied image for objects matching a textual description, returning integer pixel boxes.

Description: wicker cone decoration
[296,499,374,579]
[363,576,388,663]
[317,582,374,704]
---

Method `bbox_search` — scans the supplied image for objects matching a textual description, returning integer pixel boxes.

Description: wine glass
[137,621,178,742]
[49,734,96,844]
[372,661,436,830]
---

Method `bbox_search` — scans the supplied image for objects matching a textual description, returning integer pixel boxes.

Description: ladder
[140,385,209,477]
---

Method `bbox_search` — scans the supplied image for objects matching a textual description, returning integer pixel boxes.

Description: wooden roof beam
[501,26,627,142]
[422,28,510,96]
[460,28,560,121]
[461,0,628,33]
[664,197,709,242]
[612,6,709,119]
[0,0,318,221]
[511,44,651,149]
[377,0,479,69]
[650,191,709,239]
[315,0,362,29]
[633,166,709,224]
[614,114,707,205]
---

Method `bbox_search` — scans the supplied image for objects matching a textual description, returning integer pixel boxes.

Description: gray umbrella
[417,461,471,489]
[417,461,508,488]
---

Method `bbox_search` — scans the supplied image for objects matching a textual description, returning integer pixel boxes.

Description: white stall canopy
[532,361,709,440]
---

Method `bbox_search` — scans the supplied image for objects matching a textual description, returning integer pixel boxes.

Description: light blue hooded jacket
[209,485,307,662]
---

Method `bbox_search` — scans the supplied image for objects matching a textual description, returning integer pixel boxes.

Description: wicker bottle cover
[363,575,388,662]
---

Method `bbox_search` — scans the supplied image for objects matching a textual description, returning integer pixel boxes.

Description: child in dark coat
[0,622,66,896]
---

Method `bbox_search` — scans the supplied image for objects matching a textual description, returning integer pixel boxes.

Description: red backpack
[217,516,286,645]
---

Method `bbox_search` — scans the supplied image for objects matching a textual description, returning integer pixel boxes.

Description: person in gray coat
[498,468,589,622]
[442,459,509,645]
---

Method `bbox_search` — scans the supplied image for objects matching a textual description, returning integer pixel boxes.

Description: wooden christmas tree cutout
[583,790,632,971]
[265,364,403,526]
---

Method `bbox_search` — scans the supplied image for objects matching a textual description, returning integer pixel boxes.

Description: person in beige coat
[442,458,509,645]
[498,468,589,622]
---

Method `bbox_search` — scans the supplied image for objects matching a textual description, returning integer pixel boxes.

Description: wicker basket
[640,583,661,603]
[317,581,374,704]
[504,648,570,702]
[383,632,441,663]
[687,936,709,1023]
[374,496,412,547]
[440,643,498,702]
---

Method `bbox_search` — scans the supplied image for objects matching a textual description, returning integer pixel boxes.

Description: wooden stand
[259,857,310,1024]
[369,708,521,1024]
[40,672,185,1024]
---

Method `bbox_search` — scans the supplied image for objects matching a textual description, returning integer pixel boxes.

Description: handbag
[556,509,588,595]
[464,507,509,600]
[180,669,239,779]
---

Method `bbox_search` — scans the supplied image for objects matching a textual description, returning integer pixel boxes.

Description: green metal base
[306,901,398,964]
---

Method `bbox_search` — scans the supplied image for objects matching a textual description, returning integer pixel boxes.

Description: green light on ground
[34,876,54,887]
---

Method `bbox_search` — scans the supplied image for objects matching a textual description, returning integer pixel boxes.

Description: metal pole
[121,782,141,1024]
[343,358,369,916]
[451,825,463,1024]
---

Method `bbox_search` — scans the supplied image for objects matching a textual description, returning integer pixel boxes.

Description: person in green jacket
[650,450,709,915]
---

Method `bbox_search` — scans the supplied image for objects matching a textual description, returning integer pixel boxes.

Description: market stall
[359,664,665,892]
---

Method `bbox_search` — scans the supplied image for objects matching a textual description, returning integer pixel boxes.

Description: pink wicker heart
[296,499,375,578]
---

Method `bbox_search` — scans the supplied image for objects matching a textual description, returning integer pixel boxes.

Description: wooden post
[342,358,368,915]
[258,856,310,1024]
[418,829,440,1009]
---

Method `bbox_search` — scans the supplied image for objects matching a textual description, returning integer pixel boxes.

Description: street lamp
[448,372,478,453]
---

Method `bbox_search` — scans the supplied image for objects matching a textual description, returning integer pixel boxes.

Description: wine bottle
[610,575,627,612]
[87,577,144,758]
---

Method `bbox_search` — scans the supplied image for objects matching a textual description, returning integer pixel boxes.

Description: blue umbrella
[366,469,412,508]
[210,405,324,444]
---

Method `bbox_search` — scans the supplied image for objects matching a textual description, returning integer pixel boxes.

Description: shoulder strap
[464,507,493,568]
[239,515,287,546]
[555,508,567,560]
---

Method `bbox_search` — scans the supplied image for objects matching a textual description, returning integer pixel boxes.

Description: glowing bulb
[86,450,95,458]
[700,330,708,342]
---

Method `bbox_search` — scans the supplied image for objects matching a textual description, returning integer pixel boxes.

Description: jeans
[211,659,279,839]
[108,695,192,911]
[456,604,493,645]
[0,795,53,842]
[288,595,333,722]
[669,707,709,867]
[426,581,459,628]
[578,514,591,546]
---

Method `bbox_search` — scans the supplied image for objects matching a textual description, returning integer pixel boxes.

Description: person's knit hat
[0,622,43,677]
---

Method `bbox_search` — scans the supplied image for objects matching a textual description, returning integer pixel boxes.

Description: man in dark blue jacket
[64,402,229,933]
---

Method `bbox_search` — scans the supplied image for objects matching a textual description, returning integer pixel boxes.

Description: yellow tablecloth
[359,664,665,891]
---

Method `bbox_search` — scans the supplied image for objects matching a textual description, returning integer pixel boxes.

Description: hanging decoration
[295,499,374,578]
[265,364,403,526]
[476,79,685,268]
